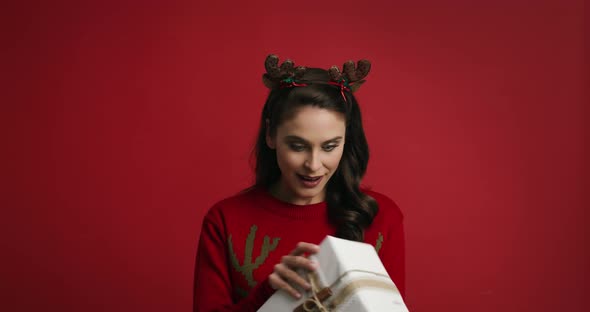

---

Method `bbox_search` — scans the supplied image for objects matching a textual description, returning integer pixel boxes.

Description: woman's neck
[268,180,326,206]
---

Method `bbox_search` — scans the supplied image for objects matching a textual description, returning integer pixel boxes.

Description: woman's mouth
[297,174,323,188]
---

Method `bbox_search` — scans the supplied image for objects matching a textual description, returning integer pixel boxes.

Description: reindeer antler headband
[262,54,371,103]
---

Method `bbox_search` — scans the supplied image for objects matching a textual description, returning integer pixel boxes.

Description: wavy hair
[251,68,378,242]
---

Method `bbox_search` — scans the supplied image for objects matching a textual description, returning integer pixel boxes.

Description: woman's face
[267,106,346,205]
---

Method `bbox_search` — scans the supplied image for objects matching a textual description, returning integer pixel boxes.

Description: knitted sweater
[193,187,405,311]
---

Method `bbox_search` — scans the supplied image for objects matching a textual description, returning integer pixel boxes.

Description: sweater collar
[254,187,328,220]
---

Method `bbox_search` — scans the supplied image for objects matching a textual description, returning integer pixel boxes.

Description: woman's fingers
[290,242,320,256]
[282,255,318,272]
[274,262,311,290]
[268,242,321,299]
[269,272,302,298]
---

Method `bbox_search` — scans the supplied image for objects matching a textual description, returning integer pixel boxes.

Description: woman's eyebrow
[284,135,343,144]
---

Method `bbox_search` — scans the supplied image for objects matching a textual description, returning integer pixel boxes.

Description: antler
[263,54,306,89]
[330,59,371,92]
[328,65,343,82]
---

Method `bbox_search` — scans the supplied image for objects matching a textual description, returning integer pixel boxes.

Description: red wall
[3,0,587,311]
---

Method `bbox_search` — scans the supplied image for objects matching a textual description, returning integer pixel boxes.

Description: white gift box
[258,236,408,312]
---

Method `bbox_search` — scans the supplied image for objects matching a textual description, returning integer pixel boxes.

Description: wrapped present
[257,236,408,311]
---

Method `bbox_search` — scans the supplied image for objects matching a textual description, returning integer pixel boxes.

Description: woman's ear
[265,119,276,149]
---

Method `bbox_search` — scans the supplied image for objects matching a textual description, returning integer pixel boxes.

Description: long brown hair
[251,68,378,242]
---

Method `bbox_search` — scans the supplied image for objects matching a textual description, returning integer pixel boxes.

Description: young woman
[193,55,405,311]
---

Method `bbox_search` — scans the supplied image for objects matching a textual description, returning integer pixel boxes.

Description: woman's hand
[268,242,320,298]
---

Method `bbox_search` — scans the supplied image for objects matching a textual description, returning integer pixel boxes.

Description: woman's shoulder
[203,187,265,221]
[361,187,404,221]
[215,187,262,206]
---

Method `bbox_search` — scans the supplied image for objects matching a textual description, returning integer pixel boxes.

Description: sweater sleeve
[383,220,406,299]
[193,207,276,312]
[372,193,406,300]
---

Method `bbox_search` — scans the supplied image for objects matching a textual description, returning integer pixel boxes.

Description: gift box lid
[311,236,390,286]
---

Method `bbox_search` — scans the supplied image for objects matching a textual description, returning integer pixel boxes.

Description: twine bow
[294,272,332,312]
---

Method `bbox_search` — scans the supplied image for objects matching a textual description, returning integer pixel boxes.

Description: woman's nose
[304,151,322,172]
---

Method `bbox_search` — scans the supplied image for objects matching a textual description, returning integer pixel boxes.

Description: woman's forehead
[276,106,346,140]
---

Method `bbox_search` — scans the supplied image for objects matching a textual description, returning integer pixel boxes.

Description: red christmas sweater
[193,187,405,312]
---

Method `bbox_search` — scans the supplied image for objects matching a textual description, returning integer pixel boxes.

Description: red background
[2,0,587,311]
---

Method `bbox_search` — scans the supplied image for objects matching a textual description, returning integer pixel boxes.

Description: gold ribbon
[328,278,399,310]
[293,270,398,312]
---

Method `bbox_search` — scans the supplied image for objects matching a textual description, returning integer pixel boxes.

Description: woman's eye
[289,144,306,152]
[323,145,338,152]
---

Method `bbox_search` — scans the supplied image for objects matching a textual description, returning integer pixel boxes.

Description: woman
[193,54,405,311]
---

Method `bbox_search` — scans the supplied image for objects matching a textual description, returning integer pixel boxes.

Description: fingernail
[304,282,311,290]
[295,292,302,298]
[310,261,319,269]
